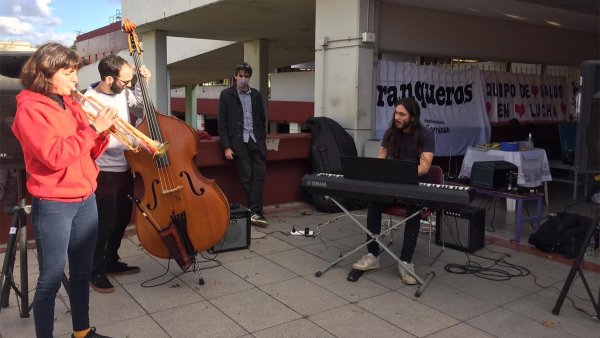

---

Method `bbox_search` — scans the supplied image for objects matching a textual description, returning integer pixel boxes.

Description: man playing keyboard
[352,97,435,284]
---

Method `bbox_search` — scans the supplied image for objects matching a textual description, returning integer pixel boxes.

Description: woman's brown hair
[20,43,82,94]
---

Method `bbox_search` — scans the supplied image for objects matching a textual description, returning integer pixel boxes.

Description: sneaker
[71,327,112,338]
[398,261,417,285]
[352,253,380,271]
[90,273,114,293]
[251,212,268,226]
[106,261,140,275]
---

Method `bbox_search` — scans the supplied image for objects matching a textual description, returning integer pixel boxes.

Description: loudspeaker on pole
[575,60,600,172]
[0,76,24,170]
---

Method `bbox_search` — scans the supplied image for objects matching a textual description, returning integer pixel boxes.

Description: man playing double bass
[84,54,151,293]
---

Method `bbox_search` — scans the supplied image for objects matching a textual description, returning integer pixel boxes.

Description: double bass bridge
[162,186,183,195]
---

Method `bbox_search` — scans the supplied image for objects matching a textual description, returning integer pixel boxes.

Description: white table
[460,147,552,204]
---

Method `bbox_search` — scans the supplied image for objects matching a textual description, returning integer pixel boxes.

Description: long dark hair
[386,97,423,158]
[20,43,82,94]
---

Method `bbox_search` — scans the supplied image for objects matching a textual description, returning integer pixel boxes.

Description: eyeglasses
[115,74,137,87]
[116,78,132,86]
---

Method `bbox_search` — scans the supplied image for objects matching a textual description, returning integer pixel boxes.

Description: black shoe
[71,327,112,338]
[251,211,268,226]
[90,273,114,293]
[106,261,140,275]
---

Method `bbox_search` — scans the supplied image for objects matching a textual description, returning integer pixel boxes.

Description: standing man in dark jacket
[218,63,268,226]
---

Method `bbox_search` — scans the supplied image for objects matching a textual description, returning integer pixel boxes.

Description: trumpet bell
[153,141,169,159]
[72,89,169,158]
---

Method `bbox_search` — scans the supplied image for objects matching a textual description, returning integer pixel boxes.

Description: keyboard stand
[314,196,435,297]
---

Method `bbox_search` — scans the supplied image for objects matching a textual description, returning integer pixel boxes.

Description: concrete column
[185,85,197,129]
[244,39,270,132]
[315,0,377,154]
[141,30,169,115]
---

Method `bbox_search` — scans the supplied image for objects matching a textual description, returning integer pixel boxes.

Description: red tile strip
[486,235,600,273]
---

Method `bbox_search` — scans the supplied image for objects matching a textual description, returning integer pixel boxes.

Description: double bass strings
[126,24,178,195]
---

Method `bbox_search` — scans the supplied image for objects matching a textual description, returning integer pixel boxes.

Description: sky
[0,0,121,47]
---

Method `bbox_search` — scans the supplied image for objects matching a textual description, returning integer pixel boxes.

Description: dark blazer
[218,86,267,157]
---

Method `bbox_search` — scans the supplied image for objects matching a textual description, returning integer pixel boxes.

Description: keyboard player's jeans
[366,202,420,263]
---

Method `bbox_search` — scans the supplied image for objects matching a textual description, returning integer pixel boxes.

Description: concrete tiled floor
[1,180,599,337]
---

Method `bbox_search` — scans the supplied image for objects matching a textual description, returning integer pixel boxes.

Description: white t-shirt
[83,83,144,172]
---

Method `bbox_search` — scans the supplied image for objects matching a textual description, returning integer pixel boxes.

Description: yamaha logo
[308,180,326,188]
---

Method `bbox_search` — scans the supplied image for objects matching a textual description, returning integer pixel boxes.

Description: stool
[514,194,543,242]
[475,188,543,242]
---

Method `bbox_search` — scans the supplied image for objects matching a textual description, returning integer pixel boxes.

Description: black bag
[528,212,596,258]
[304,117,367,212]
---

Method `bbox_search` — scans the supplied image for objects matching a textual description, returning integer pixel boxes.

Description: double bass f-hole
[147,179,185,210]
[180,171,205,196]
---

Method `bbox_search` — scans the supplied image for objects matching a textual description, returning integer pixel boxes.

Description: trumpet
[71,90,169,158]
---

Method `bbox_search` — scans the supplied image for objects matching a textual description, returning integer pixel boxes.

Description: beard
[393,117,413,133]
[110,82,125,94]
[394,121,409,131]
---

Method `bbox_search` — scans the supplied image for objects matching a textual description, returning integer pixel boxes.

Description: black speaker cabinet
[1,55,28,169]
[575,60,600,172]
[209,205,251,253]
[0,88,24,169]
[436,206,485,253]
[470,161,517,190]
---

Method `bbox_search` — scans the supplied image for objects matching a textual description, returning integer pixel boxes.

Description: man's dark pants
[92,170,133,274]
[233,138,266,214]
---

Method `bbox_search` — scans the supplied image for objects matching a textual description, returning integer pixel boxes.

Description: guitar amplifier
[209,205,251,253]
[436,206,485,253]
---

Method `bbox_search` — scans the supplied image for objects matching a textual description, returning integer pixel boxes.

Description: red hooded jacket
[11,90,109,201]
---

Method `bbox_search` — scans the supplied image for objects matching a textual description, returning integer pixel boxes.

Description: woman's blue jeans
[31,195,98,338]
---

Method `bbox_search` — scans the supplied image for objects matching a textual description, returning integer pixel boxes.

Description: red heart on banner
[515,104,525,117]
[561,103,567,114]
[531,86,540,96]
[485,102,491,113]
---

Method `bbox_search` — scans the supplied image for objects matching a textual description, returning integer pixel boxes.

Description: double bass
[122,19,229,262]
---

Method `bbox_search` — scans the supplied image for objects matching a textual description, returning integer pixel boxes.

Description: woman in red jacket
[12,43,117,338]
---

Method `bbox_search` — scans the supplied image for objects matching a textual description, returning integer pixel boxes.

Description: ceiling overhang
[125,0,597,86]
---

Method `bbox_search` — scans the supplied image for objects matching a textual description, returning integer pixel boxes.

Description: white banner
[482,71,570,123]
[376,61,490,156]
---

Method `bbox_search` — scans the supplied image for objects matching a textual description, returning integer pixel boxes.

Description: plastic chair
[382,165,444,266]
